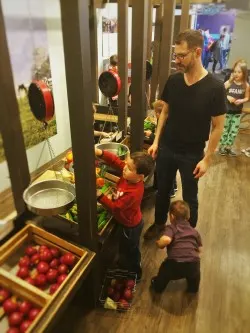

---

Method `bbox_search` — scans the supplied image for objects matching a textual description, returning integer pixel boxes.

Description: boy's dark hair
[110,54,118,66]
[175,29,203,50]
[130,152,154,177]
[169,200,190,221]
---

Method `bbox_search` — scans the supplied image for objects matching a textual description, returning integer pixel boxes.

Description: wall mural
[0,0,57,164]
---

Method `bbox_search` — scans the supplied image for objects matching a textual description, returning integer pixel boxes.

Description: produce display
[144,119,156,132]
[0,286,41,333]
[100,273,136,311]
[15,244,77,294]
[117,145,127,157]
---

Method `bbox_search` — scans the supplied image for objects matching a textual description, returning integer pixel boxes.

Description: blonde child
[219,59,249,156]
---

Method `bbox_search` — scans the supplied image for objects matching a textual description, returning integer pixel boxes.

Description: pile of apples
[106,278,135,310]
[16,244,76,295]
[0,287,41,333]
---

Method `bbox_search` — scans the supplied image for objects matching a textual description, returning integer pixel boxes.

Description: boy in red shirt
[95,147,154,281]
[151,200,202,293]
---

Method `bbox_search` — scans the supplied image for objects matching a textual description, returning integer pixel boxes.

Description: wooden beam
[147,0,153,60]
[118,0,128,134]
[150,4,162,103]
[89,0,99,102]
[158,0,176,97]
[131,0,148,152]
[180,0,190,32]
[0,2,30,216]
[60,0,98,252]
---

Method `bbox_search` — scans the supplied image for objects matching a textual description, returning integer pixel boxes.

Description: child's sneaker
[228,149,237,157]
[218,147,227,156]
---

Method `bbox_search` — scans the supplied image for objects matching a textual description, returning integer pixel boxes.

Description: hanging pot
[28,80,54,122]
[98,70,122,98]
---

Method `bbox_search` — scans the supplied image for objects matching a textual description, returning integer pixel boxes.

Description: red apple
[18,301,32,315]
[3,298,18,314]
[28,308,41,321]
[40,250,52,262]
[46,269,58,283]
[34,274,47,287]
[17,267,29,279]
[25,246,37,257]
[18,256,30,268]
[8,311,24,326]
[30,253,40,266]
[125,279,135,290]
[107,287,114,297]
[25,277,35,286]
[39,245,48,253]
[50,247,60,258]
[37,261,50,274]
[50,258,60,268]
[7,328,20,333]
[112,291,120,302]
[20,320,32,332]
[123,288,133,301]
[58,264,69,275]
[57,274,67,285]
[60,253,76,266]
[118,298,130,310]
[49,283,60,295]
[0,288,11,303]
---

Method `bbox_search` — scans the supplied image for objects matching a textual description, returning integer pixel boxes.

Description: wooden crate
[0,224,95,332]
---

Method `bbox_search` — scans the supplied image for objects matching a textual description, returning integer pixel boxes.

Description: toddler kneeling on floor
[151,200,202,293]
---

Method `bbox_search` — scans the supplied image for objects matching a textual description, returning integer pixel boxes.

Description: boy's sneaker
[228,149,237,157]
[144,224,165,240]
[218,147,227,156]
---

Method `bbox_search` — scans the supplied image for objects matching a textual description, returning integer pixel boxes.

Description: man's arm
[193,114,225,178]
[148,102,169,159]
[156,235,172,249]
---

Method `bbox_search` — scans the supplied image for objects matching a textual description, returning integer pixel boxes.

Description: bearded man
[144,29,226,239]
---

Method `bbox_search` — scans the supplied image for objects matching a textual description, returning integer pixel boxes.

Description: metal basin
[23,180,76,216]
[95,142,129,160]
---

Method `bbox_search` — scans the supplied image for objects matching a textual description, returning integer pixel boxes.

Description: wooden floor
[55,133,250,333]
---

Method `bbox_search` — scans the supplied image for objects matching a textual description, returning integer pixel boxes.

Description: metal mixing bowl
[23,180,76,216]
[95,142,129,160]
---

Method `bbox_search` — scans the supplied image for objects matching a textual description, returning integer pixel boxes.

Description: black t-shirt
[161,72,226,154]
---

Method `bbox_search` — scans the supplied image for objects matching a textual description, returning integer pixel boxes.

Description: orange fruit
[66,151,73,163]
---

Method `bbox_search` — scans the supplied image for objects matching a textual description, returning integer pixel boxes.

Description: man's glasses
[172,50,192,60]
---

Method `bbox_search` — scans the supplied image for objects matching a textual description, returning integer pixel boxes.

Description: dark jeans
[153,259,200,293]
[118,220,144,276]
[155,145,203,227]
[212,59,223,72]
[153,171,177,196]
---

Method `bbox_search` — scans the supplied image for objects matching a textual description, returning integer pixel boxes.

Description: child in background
[219,59,249,156]
[151,200,202,293]
[109,54,118,73]
[144,100,178,197]
[95,147,154,281]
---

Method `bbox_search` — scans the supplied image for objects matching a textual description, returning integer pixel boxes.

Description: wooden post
[118,0,128,135]
[131,0,148,152]
[180,0,190,32]
[0,3,30,215]
[150,4,162,103]
[60,0,98,252]
[89,0,99,102]
[147,0,153,60]
[158,0,176,97]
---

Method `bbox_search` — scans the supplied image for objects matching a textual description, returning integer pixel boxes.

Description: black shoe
[144,224,165,240]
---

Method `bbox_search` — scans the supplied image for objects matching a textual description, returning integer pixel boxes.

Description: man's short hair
[175,29,203,50]
[130,152,155,177]
[169,200,190,221]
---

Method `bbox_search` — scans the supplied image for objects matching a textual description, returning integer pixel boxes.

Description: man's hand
[148,143,158,160]
[95,148,103,157]
[193,158,209,179]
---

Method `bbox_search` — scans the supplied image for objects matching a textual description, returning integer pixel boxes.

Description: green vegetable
[144,120,156,132]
